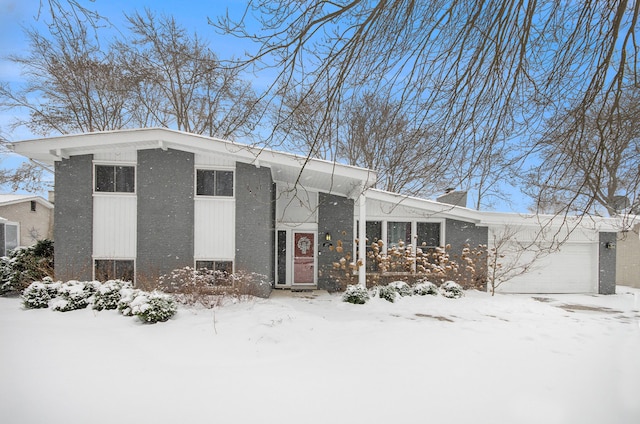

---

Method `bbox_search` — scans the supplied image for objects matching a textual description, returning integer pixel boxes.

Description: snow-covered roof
[10,128,377,199]
[365,188,622,232]
[0,194,54,209]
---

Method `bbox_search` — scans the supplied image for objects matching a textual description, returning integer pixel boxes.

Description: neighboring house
[0,216,20,257]
[0,194,54,251]
[10,128,619,294]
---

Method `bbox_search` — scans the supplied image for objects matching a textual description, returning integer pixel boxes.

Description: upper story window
[196,169,234,197]
[95,165,135,193]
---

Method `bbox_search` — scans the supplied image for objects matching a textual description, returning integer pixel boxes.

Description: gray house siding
[598,232,616,294]
[317,193,354,292]
[54,155,94,281]
[444,219,489,289]
[235,162,275,282]
[137,149,194,281]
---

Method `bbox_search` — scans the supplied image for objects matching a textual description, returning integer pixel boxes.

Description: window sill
[93,192,137,197]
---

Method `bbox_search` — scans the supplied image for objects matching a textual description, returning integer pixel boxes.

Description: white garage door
[495,242,598,294]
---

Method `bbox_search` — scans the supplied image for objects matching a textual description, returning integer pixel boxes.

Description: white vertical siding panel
[194,199,235,259]
[195,153,235,167]
[93,196,137,257]
[93,151,137,162]
[275,183,318,224]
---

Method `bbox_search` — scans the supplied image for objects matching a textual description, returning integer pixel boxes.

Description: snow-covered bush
[0,239,54,296]
[342,284,370,304]
[51,281,93,312]
[413,280,439,296]
[22,281,52,309]
[131,291,177,323]
[389,281,413,297]
[440,281,464,299]
[83,280,101,297]
[377,285,398,303]
[158,267,272,307]
[93,280,131,311]
[232,271,272,299]
[118,287,143,316]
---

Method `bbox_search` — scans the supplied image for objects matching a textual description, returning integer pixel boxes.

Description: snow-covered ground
[1,287,639,424]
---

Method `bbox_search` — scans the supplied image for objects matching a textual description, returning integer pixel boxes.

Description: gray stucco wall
[317,193,354,292]
[54,155,94,281]
[445,218,488,254]
[599,232,617,294]
[235,162,274,282]
[137,149,194,281]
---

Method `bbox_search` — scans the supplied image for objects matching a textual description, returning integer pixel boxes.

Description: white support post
[358,190,367,287]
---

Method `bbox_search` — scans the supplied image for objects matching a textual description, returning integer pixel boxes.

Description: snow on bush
[22,282,52,309]
[130,291,178,324]
[389,281,413,297]
[93,280,131,311]
[413,280,439,296]
[118,288,143,316]
[440,281,464,299]
[232,271,273,299]
[83,281,101,297]
[50,281,95,312]
[377,285,398,303]
[342,284,370,304]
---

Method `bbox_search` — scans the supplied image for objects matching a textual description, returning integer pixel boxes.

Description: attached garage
[484,216,618,295]
[494,241,599,294]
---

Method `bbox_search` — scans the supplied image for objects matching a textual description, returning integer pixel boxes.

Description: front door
[276,229,317,287]
[293,232,315,285]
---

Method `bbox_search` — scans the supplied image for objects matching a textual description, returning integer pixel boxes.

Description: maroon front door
[293,232,315,284]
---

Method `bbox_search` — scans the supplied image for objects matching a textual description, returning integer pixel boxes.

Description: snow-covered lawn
[1,287,639,424]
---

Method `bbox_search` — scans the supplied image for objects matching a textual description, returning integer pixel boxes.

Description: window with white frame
[365,221,382,272]
[357,220,442,273]
[196,169,234,197]
[387,221,411,247]
[95,259,135,282]
[417,222,441,248]
[95,165,135,193]
[195,260,233,285]
[0,223,19,256]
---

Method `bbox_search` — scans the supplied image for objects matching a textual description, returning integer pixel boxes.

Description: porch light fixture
[605,242,616,250]
[323,232,333,248]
